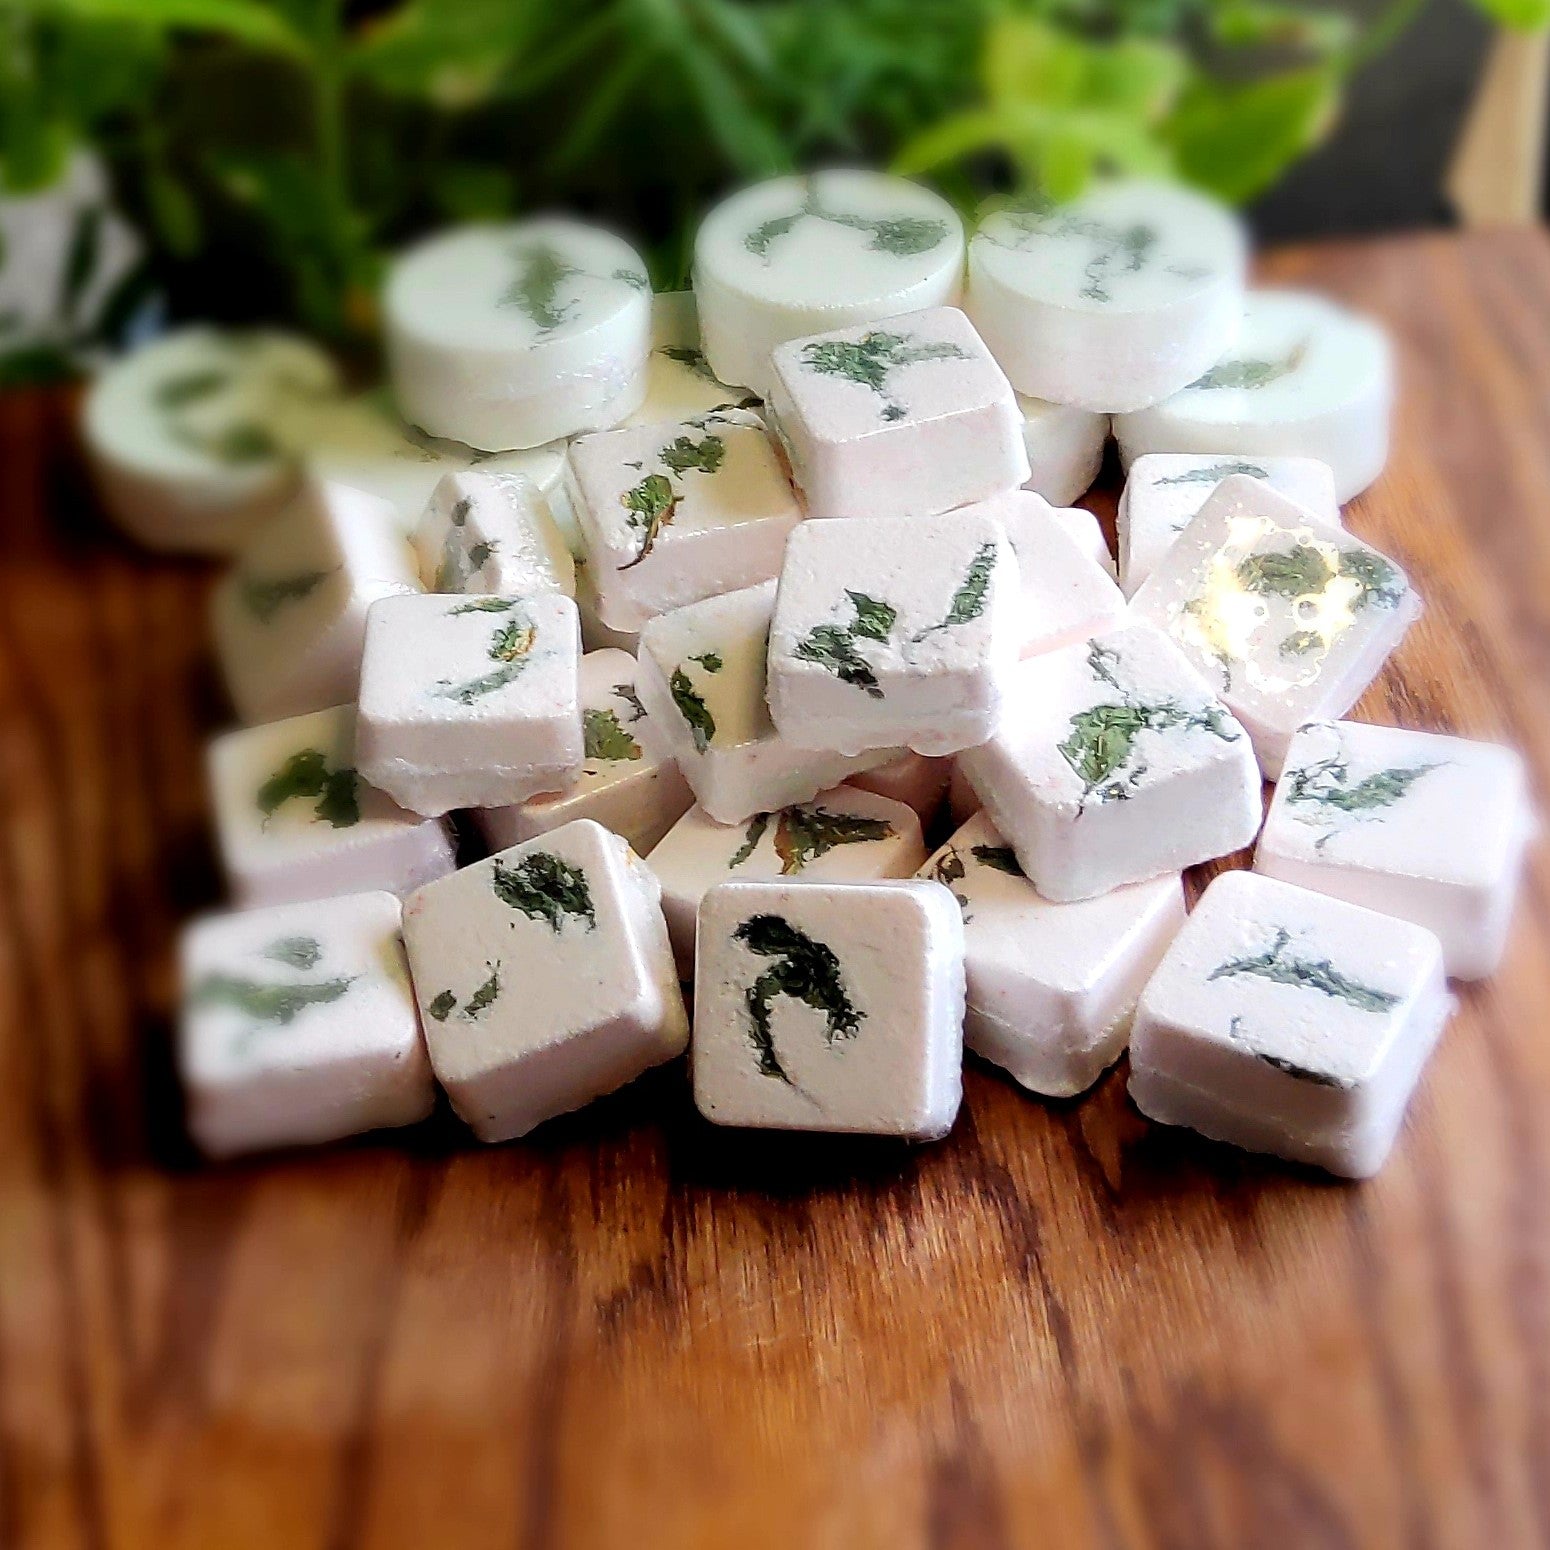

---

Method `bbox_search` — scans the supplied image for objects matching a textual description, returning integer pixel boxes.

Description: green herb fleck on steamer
[1209,927,1400,1014]
[491,852,596,932]
[799,330,968,422]
[734,913,863,1083]
[257,748,360,829]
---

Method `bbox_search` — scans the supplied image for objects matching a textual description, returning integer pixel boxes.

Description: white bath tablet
[766,510,1022,757]
[648,786,927,978]
[1129,870,1452,1178]
[209,705,455,909]
[1114,289,1394,502]
[402,820,687,1143]
[356,592,583,817]
[966,180,1247,413]
[479,648,692,859]
[625,290,761,426]
[567,409,801,632]
[297,391,571,538]
[766,305,1028,521]
[919,813,1185,1098]
[179,891,434,1158]
[692,879,965,1140]
[212,480,422,726]
[1118,452,1340,596]
[1130,475,1420,777]
[635,582,903,824]
[958,622,1262,902]
[1256,720,1535,981]
[84,326,338,554]
[693,170,965,396]
[414,469,575,597]
[386,218,651,451]
[1018,394,1109,505]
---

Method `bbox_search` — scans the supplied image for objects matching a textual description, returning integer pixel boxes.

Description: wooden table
[2,230,1547,1550]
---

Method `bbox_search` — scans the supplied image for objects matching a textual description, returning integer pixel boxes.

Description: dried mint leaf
[263,936,323,970]
[690,651,723,673]
[729,812,771,869]
[1155,460,1270,486]
[427,989,457,1022]
[669,667,716,751]
[845,591,896,643]
[190,971,354,1026]
[734,913,863,1082]
[1190,339,1309,391]
[772,807,893,874]
[584,707,642,763]
[799,330,968,421]
[1208,928,1400,1013]
[155,368,229,409]
[240,569,332,624]
[1235,544,1334,599]
[491,851,596,932]
[501,241,579,331]
[970,844,1023,877]
[463,963,502,1018]
[794,622,881,698]
[619,471,677,570]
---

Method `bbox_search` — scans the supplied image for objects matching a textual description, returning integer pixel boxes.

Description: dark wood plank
[0,230,1546,1550]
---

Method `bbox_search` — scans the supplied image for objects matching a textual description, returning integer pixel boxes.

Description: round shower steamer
[1114,289,1394,503]
[966,180,1247,414]
[693,170,965,397]
[386,218,651,452]
[83,326,338,555]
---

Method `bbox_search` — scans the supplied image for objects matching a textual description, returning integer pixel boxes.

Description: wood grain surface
[1,230,1547,1550]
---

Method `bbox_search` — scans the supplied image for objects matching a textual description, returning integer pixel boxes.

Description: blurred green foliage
[0,0,1544,352]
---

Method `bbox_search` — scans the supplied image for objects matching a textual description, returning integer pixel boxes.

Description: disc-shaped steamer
[385,219,652,452]
[967,181,1247,414]
[83,327,339,555]
[1114,289,1394,503]
[1017,394,1109,505]
[693,170,965,397]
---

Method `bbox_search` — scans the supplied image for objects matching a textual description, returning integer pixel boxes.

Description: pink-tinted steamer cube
[958,621,1262,902]
[1130,475,1421,778]
[209,704,455,907]
[765,305,1029,520]
[919,812,1185,1096]
[648,785,927,979]
[1117,452,1340,597]
[954,489,1126,659]
[478,648,692,858]
[846,751,954,827]
[566,409,801,632]
[692,879,966,1139]
[212,479,422,725]
[178,891,435,1158]
[402,819,688,1143]
[1255,719,1536,980]
[766,510,1021,757]
[356,591,583,817]
[1129,870,1453,1178]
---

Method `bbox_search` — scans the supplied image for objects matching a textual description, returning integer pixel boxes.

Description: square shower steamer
[766,305,1028,520]
[567,409,800,632]
[636,581,902,823]
[1256,719,1534,980]
[1128,870,1452,1178]
[356,592,582,816]
[209,704,455,907]
[693,879,965,1139]
[767,510,1021,756]
[402,820,687,1142]
[1130,475,1420,776]
[179,890,434,1158]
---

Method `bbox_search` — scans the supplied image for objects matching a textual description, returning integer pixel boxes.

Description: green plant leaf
[46,0,307,55]
[1460,0,1550,25]
[1165,67,1339,204]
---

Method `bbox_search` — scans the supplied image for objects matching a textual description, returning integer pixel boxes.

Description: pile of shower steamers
[84,171,1534,1178]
